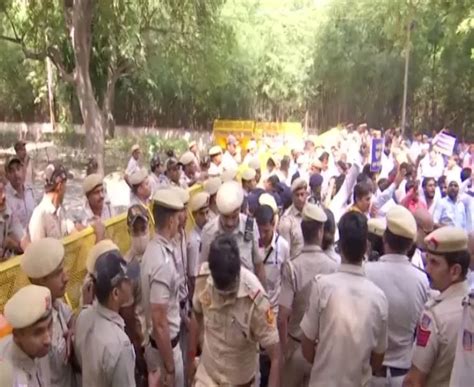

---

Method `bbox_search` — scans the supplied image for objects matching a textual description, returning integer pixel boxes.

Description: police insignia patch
[462,330,473,351]
[266,309,275,327]
[416,326,431,347]
[420,314,431,329]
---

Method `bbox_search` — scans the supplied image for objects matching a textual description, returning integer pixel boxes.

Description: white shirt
[221,151,238,171]
[365,254,430,368]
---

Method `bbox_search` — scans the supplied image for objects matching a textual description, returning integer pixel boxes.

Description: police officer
[82,173,115,225]
[0,178,25,260]
[300,211,389,386]
[199,181,267,287]
[21,238,76,387]
[278,202,337,387]
[74,251,136,387]
[449,290,473,386]
[0,285,53,386]
[191,235,281,387]
[202,177,221,220]
[278,177,307,258]
[187,191,210,296]
[129,168,151,208]
[365,205,430,387]
[179,151,198,187]
[140,189,185,387]
[403,227,471,387]
[208,146,223,177]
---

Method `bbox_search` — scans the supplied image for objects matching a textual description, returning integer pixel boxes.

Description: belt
[373,366,408,377]
[150,331,180,350]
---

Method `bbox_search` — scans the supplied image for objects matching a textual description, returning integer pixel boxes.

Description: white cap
[21,238,64,279]
[216,181,244,215]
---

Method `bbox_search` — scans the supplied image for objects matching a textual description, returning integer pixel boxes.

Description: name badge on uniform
[463,330,473,351]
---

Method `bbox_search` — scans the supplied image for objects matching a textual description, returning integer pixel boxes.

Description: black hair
[266,175,280,189]
[319,152,329,163]
[334,174,346,195]
[400,162,413,178]
[338,211,368,263]
[153,203,178,229]
[255,205,274,226]
[422,177,436,189]
[321,208,336,250]
[208,235,241,290]
[353,181,372,202]
[301,219,324,244]
[377,178,389,192]
[281,156,291,169]
[445,250,470,278]
[383,229,413,254]
[94,252,127,305]
[368,233,384,261]
[405,179,416,193]
[438,175,447,186]
[461,168,472,182]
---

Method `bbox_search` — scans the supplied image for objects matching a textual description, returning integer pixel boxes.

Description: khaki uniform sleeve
[252,222,263,265]
[187,235,200,278]
[149,259,173,304]
[199,229,212,265]
[300,278,321,341]
[278,261,295,309]
[411,311,439,374]
[250,295,279,349]
[109,342,136,387]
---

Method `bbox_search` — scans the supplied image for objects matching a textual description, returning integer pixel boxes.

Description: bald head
[413,208,434,232]
[413,208,434,250]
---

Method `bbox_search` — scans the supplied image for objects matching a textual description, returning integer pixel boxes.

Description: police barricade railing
[0,184,203,319]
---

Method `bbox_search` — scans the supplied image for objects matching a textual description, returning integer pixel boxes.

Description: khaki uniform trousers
[282,337,311,387]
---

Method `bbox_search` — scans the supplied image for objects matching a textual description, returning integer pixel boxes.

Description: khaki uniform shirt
[81,199,115,226]
[50,300,75,387]
[200,214,263,273]
[260,233,290,312]
[278,204,304,258]
[365,254,430,369]
[5,182,37,229]
[0,206,25,259]
[0,335,50,386]
[187,226,202,278]
[193,264,279,385]
[279,245,338,338]
[412,281,470,387]
[449,292,474,387]
[74,303,135,387]
[173,230,189,303]
[28,195,74,241]
[301,264,388,387]
[140,234,181,341]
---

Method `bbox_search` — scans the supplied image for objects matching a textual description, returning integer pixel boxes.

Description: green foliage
[0,0,472,135]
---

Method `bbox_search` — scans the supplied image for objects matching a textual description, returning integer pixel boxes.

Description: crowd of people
[0,122,473,387]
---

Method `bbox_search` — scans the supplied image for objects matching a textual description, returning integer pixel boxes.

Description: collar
[5,182,24,198]
[446,196,460,205]
[339,263,365,276]
[95,303,125,330]
[301,244,323,254]
[435,281,469,302]
[10,338,38,372]
[286,204,302,218]
[379,254,410,264]
[153,232,175,253]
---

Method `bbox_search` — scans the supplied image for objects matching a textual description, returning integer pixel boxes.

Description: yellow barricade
[0,184,203,314]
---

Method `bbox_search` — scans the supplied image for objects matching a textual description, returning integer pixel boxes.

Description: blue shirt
[433,196,467,229]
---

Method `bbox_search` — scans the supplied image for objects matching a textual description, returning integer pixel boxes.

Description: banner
[433,132,456,156]
[370,138,384,172]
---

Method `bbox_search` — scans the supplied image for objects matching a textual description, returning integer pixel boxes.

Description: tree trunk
[70,0,105,175]
[46,57,56,133]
